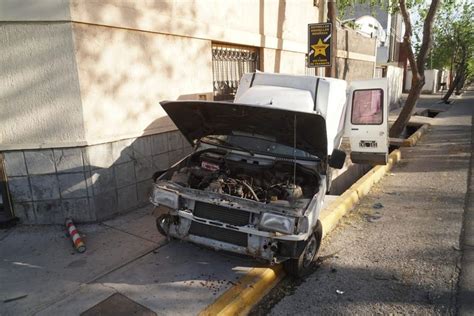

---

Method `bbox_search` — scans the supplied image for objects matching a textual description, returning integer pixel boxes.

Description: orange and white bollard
[65,218,86,253]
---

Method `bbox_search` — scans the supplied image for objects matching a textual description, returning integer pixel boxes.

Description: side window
[351,89,383,125]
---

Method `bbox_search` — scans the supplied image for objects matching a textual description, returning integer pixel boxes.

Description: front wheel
[283,221,322,277]
[156,214,171,237]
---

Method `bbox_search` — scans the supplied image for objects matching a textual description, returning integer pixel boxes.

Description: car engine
[167,149,319,204]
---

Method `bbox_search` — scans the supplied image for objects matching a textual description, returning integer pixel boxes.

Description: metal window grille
[212,44,260,101]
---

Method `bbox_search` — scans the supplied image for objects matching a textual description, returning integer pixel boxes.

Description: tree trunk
[455,73,467,95]
[326,0,337,78]
[442,49,467,102]
[443,73,460,101]
[389,0,440,138]
[390,74,424,137]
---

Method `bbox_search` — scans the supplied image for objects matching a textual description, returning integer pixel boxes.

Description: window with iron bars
[212,43,260,101]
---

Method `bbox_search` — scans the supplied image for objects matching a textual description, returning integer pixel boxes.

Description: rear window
[351,89,383,125]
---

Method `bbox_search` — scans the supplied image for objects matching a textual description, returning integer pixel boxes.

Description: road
[252,91,473,315]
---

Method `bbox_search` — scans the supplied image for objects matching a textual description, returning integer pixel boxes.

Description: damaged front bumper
[151,181,315,263]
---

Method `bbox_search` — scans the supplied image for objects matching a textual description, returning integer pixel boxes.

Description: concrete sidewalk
[457,87,474,315]
[259,93,473,314]
[0,206,258,315]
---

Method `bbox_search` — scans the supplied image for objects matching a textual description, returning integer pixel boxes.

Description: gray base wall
[2,131,192,224]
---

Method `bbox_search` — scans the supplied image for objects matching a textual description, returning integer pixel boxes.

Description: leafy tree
[429,1,474,102]
[388,0,441,137]
[337,0,442,138]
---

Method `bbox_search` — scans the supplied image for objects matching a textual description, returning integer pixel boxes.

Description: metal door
[345,78,389,165]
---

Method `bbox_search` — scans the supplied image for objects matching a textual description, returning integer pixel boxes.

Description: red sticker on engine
[201,161,220,171]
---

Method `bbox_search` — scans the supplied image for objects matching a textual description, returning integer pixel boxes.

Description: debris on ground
[65,218,86,253]
[335,290,344,295]
[366,213,383,223]
[373,202,384,209]
[3,295,28,303]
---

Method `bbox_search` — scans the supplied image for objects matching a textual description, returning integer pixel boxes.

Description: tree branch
[416,0,441,73]
[399,0,419,79]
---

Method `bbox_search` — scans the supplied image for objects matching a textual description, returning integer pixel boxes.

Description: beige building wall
[69,0,316,53]
[72,23,213,144]
[335,27,377,81]
[1,0,320,149]
[69,0,318,145]
[0,22,85,150]
[1,0,323,224]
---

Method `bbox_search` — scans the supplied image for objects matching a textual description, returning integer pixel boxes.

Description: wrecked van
[150,72,388,276]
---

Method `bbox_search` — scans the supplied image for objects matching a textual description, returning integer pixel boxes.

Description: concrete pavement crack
[99,222,160,244]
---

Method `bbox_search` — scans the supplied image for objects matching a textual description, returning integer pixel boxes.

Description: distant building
[341,2,405,107]
[342,3,404,66]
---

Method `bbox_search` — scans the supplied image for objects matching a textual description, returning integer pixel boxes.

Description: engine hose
[240,180,260,201]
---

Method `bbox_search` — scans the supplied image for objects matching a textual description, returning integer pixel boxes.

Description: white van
[150,72,388,276]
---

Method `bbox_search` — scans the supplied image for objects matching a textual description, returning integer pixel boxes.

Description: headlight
[296,217,309,234]
[151,187,179,209]
[259,213,296,234]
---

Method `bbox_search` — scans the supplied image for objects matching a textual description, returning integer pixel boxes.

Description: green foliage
[337,0,425,17]
[429,1,474,79]
[337,0,390,17]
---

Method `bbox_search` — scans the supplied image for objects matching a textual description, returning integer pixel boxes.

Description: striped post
[65,218,86,253]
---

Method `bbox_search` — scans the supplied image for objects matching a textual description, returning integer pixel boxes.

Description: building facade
[0,0,325,224]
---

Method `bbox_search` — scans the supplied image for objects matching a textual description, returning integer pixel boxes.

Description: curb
[199,149,402,315]
[199,266,284,316]
[402,123,430,147]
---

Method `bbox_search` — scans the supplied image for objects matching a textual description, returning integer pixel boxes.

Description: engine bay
[167,149,320,204]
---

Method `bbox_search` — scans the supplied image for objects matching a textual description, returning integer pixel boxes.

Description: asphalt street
[253,91,473,315]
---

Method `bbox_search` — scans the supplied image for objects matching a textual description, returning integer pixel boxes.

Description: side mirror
[328,149,346,169]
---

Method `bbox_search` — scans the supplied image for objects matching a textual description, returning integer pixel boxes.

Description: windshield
[200,134,319,160]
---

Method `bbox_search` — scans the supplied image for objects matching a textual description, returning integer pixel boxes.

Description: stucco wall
[69,0,318,144]
[69,0,317,54]
[386,65,403,109]
[405,69,439,94]
[72,23,213,144]
[262,48,307,75]
[1,0,320,149]
[0,22,85,150]
[335,27,377,81]
[0,0,70,21]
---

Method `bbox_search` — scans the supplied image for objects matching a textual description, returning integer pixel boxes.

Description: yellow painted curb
[199,265,284,316]
[200,149,402,316]
[320,149,401,239]
[403,123,430,147]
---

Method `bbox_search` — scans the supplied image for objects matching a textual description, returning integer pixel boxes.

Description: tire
[283,221,323,277]
[156,214,171,237]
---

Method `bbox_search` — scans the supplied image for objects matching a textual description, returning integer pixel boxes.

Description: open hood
[160,101,328,159]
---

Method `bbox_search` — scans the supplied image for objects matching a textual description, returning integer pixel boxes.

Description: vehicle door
[345,78,389,165]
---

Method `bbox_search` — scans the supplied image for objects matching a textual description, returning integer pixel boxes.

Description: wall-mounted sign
[307,23,332,68]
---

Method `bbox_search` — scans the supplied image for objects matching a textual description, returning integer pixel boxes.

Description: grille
[193,201,250,226]
[189,222,248,247]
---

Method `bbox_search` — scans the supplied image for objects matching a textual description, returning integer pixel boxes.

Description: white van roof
[235,72,348,120]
